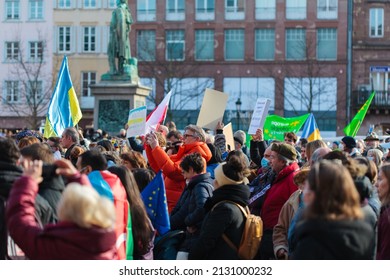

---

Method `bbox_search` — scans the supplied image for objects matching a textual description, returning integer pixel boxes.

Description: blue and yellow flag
[44,56,82,138]
[301,113,321,142]
[141,171,170,235]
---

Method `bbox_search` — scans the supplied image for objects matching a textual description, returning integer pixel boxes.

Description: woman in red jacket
[145,124,212,212]
[6,159,117,260]
[376,164,390,259]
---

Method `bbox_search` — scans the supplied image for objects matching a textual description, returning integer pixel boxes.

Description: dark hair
[166,130,182,141]
[284,132,297,143]
[107,166,154,256]
[223,152,250,182]
[120,151,147,169]
[180,152,205,174]
[48,137,63,153]
[97,139,114,152]
[79,149,107,170]
[20,143,55,164]
[132,168,155,192]
[0,137,20,163]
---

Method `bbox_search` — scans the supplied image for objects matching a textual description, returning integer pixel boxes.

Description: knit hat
[364,132,379,141]
[271,143,297,161]
[233,130,246,146]
[341,136,356,149]
[214,163,244,186]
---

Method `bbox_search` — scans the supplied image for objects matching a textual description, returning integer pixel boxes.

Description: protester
[376,164,390,259]
[291,160,374,259]
[6,159,117,260]
[120,151,147,171]
[188,153,250,259]
[145,124,212,212]
[341,136,361,158]
[249,128,268,167]
[61,127,80,160]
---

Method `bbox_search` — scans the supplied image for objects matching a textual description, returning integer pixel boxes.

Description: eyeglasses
[183,134,196,139]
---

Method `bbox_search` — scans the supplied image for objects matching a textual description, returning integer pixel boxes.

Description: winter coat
[188,184,250,260]
[291,218,374,260]
[146,141,212,212]
[377,205,390,260]
[250,140,268,167]
[261,162,299,230]
[6,175,117,260]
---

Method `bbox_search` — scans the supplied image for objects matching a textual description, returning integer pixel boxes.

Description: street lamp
[235,98,242,130]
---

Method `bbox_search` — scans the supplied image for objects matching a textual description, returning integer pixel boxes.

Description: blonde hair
[57,183,116,229]
[305,160,363,220]
[305,139,327,163]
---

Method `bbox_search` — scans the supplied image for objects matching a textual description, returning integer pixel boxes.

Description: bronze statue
[108,0,133,75]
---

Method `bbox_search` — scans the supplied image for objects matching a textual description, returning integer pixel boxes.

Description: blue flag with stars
[141,171,170,235]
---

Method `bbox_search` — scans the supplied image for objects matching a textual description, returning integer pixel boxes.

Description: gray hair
[63,127,79,144]
[184,125,206,142]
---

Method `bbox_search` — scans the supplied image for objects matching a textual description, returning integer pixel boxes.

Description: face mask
[261,157,270,168]
[367,156,374,161]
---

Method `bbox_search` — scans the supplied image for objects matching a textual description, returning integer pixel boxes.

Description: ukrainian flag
[301,113,321,142]
[44,56,82,138]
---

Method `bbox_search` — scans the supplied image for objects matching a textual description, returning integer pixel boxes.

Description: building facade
[130,0,348,136]
[352,0,390,136]
[0,0,53,130]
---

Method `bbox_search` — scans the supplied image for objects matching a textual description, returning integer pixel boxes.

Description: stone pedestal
[90,81,151,135]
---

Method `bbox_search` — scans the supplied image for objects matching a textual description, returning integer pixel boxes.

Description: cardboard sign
[126,106,147,138]
[223,122,235,152]
[248,98,271,135]
[196,88,229,130]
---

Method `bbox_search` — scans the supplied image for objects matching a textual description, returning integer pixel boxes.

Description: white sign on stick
[248,98,271,135]
[126,106,147,138]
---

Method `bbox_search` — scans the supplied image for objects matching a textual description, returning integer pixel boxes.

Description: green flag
[344,91,376,137]
[263,114,310,141]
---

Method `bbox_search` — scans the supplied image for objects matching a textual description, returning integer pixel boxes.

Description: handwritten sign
[248,98,271,135]
[126,106,146,138]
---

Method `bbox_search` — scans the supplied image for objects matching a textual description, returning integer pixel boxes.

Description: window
[81,72,96,97]
[166,30,185,61]
[5,42,19,61]
[286,0,306,20]
[196,0,215,21]
[286,29,306,60]
[5,81,19,103]
[225,29,244,60]
[166,0,185,21]
[317,0,337,19]
[58,26,72,52]
[5,0,20,20]
[28,81,43,101]
[370,8,384,38]
[255,29,275,60]
[29,41,44,61]
[195,30,214,61]
[225,0,245,20]
[255,0,275,20]
[137,30,156,61]
[137,0,156,21]
[83,27,96,52]
[58,0,71,8]
[29,0,43,20]
[108,0,116,8]
[317,28,337,60]
[84,0,96,8]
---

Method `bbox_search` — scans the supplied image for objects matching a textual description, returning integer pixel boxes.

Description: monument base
[90,81,151,136]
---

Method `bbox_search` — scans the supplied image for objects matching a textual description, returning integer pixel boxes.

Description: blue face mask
[261,157,270,168]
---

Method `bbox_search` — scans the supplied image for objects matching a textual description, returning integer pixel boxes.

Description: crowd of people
[1,122,390,260]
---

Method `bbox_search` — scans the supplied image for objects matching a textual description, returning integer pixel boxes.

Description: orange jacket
[146,142,212,212]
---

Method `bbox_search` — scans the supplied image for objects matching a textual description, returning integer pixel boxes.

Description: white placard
[126,106,147,138]
[248,98,271,135]
[196,88,229,130]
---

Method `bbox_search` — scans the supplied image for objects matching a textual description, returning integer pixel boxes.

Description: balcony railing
[352,90,390,109]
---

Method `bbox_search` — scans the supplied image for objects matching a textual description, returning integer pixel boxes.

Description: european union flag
[141,171,170,235]
[44,56,82,138]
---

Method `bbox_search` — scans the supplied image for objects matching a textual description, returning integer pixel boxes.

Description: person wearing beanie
[188,153,251,260]
[341,136,361,158]
[234,130,250,162]
[258,142,299,259]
